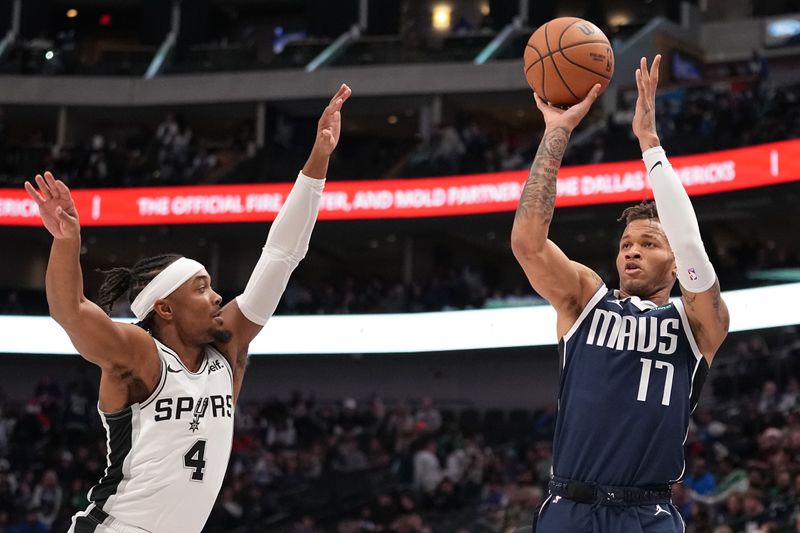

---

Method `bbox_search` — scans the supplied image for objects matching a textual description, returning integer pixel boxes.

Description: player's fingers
[35,174,54,200]
[640,57,648,81]
[24,181,45,204]
[573,84,601,115]
[56,205,76,221]
[532,92,546,110]
[650,54,661,91]
[329,83,348,105]
[44,171,60,199]
[54,180,71,199]
[339,84,352,104]
[635,69,645,95]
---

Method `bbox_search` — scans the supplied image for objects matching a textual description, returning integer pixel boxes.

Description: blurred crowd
[402,79,800,179]
[1,76,799,189]
[0,111,256,189]
[1,230,798,317]
[0,328,798,532]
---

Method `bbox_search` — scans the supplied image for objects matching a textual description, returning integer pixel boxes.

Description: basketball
[524,17,615,106]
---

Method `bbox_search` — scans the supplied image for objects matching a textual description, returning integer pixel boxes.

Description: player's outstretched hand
[533,83,601,133]
[314,83,352,156]
[24,171,80,240]
[632,55,662,151]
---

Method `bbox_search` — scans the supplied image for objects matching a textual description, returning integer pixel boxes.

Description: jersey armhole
[673,299,706,363]
[139,350,167,409]
[562,284,607,343]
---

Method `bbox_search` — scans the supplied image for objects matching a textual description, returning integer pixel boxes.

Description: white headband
[130,257,206,320]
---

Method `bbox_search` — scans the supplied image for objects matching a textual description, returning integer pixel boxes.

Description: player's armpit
[59,299,157,373]
[681,279,730,364]
[213,299,256,402]
[218,298,262,355]
[513,239,603,337]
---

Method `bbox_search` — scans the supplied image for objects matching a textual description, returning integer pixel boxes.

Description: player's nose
[625,246,641,259]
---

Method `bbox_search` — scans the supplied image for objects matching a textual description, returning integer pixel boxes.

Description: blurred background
[0,0,799,532]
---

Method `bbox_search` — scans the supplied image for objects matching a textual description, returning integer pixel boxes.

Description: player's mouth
[624,262,642,274]
[212,310,223,323]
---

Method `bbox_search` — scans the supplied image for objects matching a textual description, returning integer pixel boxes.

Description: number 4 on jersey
[184,439,207,481]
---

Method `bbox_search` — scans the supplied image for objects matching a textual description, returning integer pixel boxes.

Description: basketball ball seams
[542,23,553,102]
[557,20,612,80]
[524,40,610,71]
[546,19,580,104]
[558,18,583,49]
[523,17,615,106]
[524,44,542,75]
[558,46,612,81]
[548,55,579,102]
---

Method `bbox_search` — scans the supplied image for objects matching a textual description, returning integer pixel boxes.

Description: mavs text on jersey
[553,284,708,487]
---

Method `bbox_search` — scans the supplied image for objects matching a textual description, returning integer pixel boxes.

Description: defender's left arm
[217,83,352,400]
[633,57,729,364]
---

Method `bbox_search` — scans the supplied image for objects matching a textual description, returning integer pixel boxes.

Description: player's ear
[153,299,173,320]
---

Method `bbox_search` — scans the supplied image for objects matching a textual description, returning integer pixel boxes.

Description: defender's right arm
[26,173,154,371]
[511,89,604,337]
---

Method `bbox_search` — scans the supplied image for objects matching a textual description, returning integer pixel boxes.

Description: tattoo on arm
[515,127,571,223]
[682,279,729,329]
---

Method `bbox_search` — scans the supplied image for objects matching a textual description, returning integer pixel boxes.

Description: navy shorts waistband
[548,476,672,506]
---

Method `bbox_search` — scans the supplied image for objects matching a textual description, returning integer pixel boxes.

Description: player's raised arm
[24,172,154,371]
[632,55,729,363]
[511,86,604,337]
[217,83,352,398]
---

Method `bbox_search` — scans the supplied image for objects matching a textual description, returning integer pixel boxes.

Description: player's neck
[154,329,206,372]
[616,287,671,307]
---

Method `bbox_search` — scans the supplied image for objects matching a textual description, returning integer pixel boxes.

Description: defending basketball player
[512,56,729,532]
[24,84,352,533]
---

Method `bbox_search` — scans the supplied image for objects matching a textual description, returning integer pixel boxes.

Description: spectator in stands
[415,397,442,434]
[8,505,47,533]
[29,470,60,530]
[685,458,717,496]
[413,437,443,495]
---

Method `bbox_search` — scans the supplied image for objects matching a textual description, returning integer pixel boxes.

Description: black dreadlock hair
[96,253,183,332]
[618,200,659,226]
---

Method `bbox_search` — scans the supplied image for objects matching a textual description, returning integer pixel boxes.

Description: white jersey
[69,338,235,533]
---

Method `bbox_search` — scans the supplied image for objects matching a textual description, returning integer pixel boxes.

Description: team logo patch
[607,298,626,310]
[189,398,209,432]
[654,504,670,516]
[687,268,697,281]
[208,359,223,374]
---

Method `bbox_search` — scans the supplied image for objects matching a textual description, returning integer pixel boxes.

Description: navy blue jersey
[551,285,708,487]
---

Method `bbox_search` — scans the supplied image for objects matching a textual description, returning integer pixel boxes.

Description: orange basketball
[523,17,614,106]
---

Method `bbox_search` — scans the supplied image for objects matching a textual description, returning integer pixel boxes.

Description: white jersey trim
[154,337,209,378]
[562,284,607,343]
[102,404,141,513]
[671,298,706,483]
[673,299,705,362]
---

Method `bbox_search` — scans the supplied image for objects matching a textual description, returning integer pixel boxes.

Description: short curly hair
[618,200,659,225]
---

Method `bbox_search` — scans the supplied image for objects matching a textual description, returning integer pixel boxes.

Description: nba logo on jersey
[688,268,697,281]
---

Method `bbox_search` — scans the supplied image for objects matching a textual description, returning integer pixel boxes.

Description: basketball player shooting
[24,84,351,533]
[511,56,729,532]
